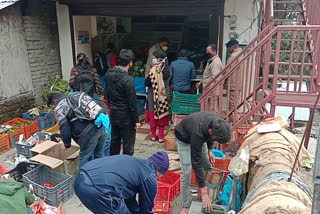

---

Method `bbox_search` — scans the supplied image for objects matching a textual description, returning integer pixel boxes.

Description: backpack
[73,69,95,96]
[94,53,107,76]
[67,92,104,121]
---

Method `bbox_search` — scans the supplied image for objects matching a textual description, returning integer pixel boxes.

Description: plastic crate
[154,185,171,214]
[0,134,10,154]
[22,111,55,130]
[172,114,187,126]
[172,101,200,115]
[8,127,25,147]
[16,142,35,159]
[158,171,181,201]
[43,123,59,133]
[4,118,39,139]
[172,91,201,102]
[214,158,231,191]
[22,165,73,206]
[191,168,197,186]
[7,162,41,182]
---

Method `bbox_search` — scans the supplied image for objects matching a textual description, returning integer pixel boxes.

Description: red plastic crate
[214,158,231,190]
[0,134,10,154]
[191,168,197,186]
[4,118,39,139]
[154,185,171,214]
[8,127,24,147]
[158,171,180,200]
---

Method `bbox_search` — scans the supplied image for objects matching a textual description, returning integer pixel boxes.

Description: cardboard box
[30,140,79,183]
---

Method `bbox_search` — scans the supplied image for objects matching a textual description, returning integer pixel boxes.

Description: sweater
[80,155,158,214]
[0,180,35,214]
[175,112,222,188]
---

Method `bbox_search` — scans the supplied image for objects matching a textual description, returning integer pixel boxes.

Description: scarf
[148,65,169,120]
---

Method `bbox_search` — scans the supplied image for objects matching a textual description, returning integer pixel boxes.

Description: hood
[0,180,24,196]
[108,66,129,83]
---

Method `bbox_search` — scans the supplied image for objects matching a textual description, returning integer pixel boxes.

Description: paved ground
[0,124,317,214]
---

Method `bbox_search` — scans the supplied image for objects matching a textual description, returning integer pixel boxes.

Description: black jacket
[175,112,221,188]
[104,66,139,127]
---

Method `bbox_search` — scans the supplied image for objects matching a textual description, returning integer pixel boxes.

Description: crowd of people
[4,38,235,214]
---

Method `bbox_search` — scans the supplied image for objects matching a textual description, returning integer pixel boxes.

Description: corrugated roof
[0,0,19,10]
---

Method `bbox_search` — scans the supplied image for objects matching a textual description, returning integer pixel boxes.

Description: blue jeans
[75,172,132,214]
[176,137,212,208]
[79,127,107,169]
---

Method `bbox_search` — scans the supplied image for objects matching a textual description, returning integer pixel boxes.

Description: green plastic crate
[172,91,201,102]
[172,101,200,114]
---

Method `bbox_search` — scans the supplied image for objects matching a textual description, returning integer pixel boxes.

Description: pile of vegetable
[42,76,70,103]
[131,60,145,77]
[30,198,64,214]
[10,121,32,127]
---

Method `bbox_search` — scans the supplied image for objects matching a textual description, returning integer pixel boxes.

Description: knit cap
[148,151,169,174]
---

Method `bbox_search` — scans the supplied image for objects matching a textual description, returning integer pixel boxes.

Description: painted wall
[0,5,33,100]
[56,2,74,80]
[222,0,260,64]
[73,16,97,63]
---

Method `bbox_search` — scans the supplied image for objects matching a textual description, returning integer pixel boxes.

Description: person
[145,50,172,143]
[196,44,223,111]
[48,92,109,169]
[99,43,117,89]
[74,151,169,214]
[170,48,197,93]
[104,49,141,156]
[0,180,35,214]
[69,53,104,100]
[145,37,169,76]
[175,112,231,214]
[225,39,243,112]
[196,44,223,89]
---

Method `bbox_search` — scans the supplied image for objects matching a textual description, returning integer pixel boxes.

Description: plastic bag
[228,146,249,177]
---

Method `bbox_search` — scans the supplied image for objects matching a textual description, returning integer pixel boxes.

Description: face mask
[160,57,167,72]
[161,46,168,52]
[152,58,158,65]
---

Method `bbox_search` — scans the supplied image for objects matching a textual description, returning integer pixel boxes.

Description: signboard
[78,31,89,44]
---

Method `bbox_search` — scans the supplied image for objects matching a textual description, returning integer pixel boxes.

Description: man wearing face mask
[196,44,223,111]
[104,49,141,156]
[145,37,169,76]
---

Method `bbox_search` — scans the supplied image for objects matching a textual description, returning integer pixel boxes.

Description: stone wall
[0,92,35,124]
[23,0,62,105]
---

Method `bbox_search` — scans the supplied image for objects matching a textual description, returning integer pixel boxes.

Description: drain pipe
[312,123,320,214]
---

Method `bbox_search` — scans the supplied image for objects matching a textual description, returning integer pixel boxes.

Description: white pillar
[56,2,74,80]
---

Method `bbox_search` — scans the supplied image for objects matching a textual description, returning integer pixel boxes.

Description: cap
[148,151,169,174]
[226,39,239,48]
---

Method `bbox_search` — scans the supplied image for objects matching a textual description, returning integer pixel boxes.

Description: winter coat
[0,180,35,214]
[226,47,243,90]
[104,66,139,127]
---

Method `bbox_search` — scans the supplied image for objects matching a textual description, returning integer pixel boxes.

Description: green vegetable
[42,76,70,103]
[131,60,145,77]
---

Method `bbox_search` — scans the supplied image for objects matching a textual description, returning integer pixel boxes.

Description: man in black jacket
[175,112,231,214]
[104,49,141,156]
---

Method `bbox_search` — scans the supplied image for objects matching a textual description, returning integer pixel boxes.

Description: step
[273,1,302,4]
[272,93,320,108]
[274,10,304,12]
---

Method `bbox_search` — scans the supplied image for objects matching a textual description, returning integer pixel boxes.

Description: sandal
[151,137,156,141]
[158,139,164,143]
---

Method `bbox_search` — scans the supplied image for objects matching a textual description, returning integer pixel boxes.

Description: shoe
[158,139,164,143]
[151,137,156,141]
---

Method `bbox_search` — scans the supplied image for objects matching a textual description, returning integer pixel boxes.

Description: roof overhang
[60,0,225,16]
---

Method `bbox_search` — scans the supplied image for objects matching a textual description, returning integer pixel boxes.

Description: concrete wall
[56,2,74,81]
[0,5,33,100]
[73,16,94,63]
[23,0,62,105]
[222,0,260,64]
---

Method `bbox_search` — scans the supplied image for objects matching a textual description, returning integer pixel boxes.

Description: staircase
[199,0,320,151]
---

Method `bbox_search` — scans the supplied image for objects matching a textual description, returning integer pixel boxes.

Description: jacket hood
[108,66,129,83]
[0,180,24,196]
